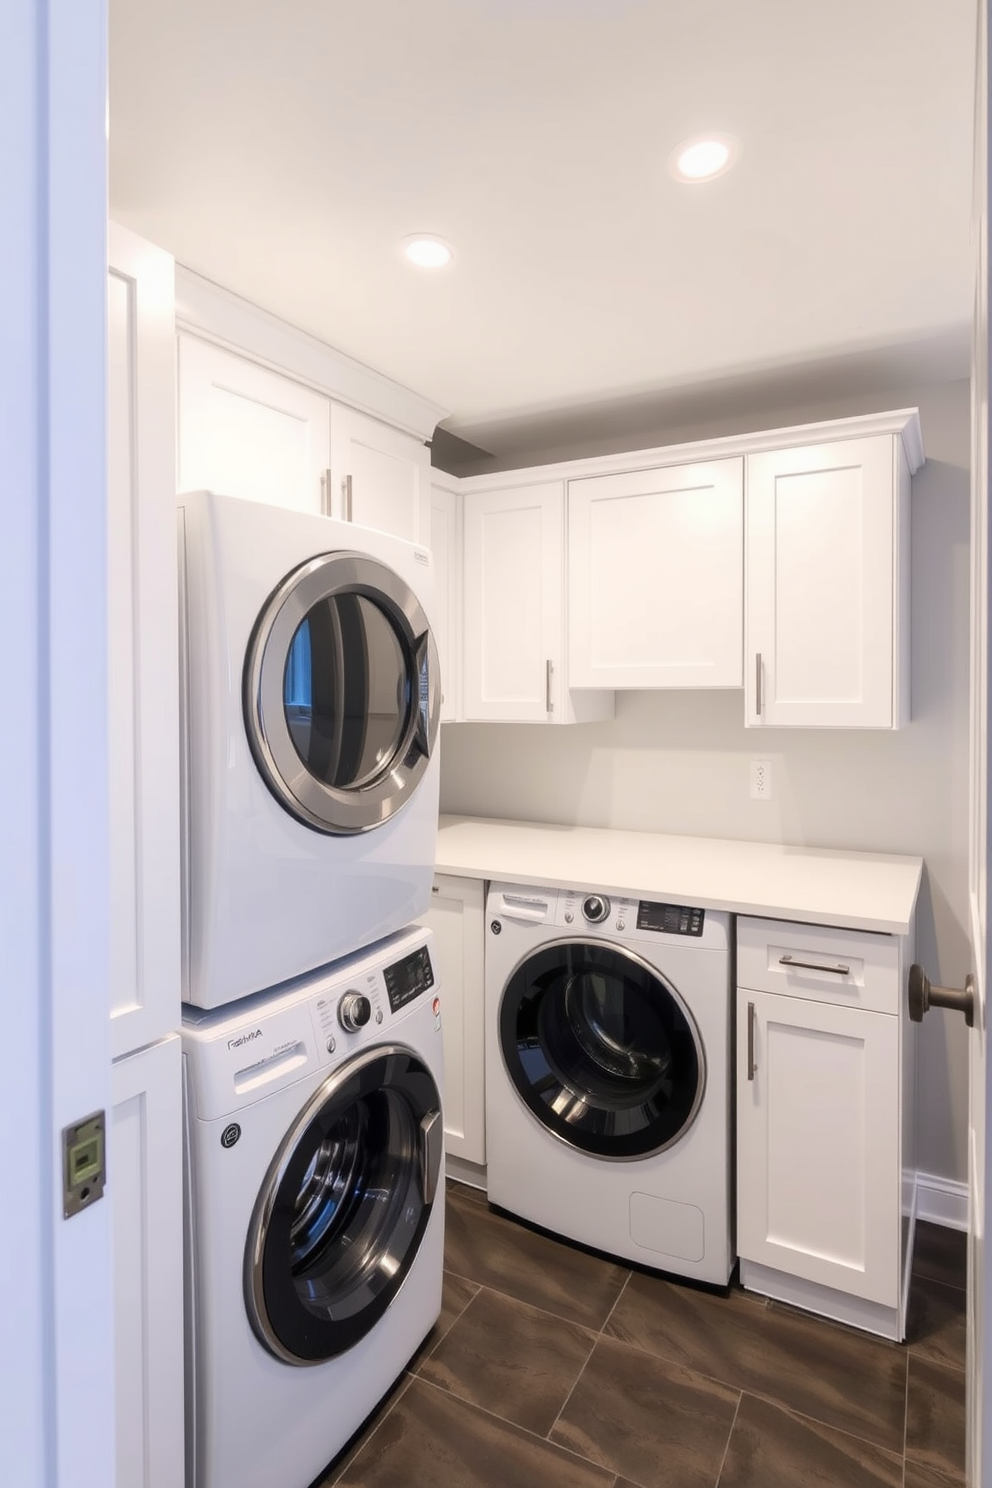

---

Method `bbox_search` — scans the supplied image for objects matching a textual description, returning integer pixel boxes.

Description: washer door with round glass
[244,1044,443,1366]
[499,940,705,1160]
[244,551,440,835]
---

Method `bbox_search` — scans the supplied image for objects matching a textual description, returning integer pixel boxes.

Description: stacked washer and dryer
[178,491,446,1488]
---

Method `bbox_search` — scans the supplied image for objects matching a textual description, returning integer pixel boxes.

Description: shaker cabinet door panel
[462,482,564,722]
[329,403,430,542]
[107,224,181,1058]
[177,334,331,514]
[430,484,461,722]
[112,1036,184,1488]
[737,989,899,1307]
[417,875,486,1164]
[746,436,905,728]
[568,457,744,688]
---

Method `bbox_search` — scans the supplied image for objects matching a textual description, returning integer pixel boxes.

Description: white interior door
[969,6,991,1480]
[2,3,116,1485]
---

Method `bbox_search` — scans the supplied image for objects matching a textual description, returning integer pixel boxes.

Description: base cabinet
[417,874,486,1165]
[736,916,912,1339]
[112,1035,184,1488]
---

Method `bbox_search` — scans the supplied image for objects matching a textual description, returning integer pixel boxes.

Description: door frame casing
[0,2,116,1487]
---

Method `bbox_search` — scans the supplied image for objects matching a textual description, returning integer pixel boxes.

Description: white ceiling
[109,0,976,459]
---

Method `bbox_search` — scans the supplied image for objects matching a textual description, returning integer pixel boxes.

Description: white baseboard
[446,1155,487,1192]
[916,1170,969,1230]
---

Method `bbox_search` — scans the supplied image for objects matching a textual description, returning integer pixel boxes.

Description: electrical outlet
[750,759,773,800]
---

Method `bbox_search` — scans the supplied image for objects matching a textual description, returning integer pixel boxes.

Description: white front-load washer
[485,882,733,1285]
[181,923,444,1488]
[178,489,441,1008]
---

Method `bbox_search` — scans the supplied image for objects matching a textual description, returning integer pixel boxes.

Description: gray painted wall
[439,378,972,1185]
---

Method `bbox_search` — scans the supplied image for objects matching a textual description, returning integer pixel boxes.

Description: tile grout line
[323,1373,413,1487]
[598,1268,632,1338]
[410,1371,620,1478]
[543,1333,603,1445]
[577,1317,910,1465]
[413,1274,481,1368]
[712,1390,743,1488]
[540,1265,634,1449]
[440,1265,631,1335]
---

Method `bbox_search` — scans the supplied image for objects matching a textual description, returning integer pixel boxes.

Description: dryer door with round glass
[499,940,705,1160]
[244,1044,443,1365]
[244,552,440,835]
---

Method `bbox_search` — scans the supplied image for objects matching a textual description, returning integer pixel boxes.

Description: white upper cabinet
[107,224,182,1059]
[177,335,433,542]
[177,334,331,514]
[462,480,613,724]
[568,457,744,688]
[463,481,562,722]
[745,433,911,728]
[329,403,431,543]
[430,480,461,722]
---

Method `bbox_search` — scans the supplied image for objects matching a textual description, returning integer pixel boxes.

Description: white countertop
[436,815,923,936]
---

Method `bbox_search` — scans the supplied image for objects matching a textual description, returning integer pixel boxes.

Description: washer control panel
[383,943,435,1014]
[636,901,705,936]
[555,888,705,938]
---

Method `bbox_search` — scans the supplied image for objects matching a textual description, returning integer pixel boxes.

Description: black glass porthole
[499,940,704,1160]
[244,1046,441,1364]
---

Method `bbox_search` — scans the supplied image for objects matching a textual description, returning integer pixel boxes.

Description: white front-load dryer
[485,882,733,1285]
[182,924,445,1488]
[178,489,441,1008]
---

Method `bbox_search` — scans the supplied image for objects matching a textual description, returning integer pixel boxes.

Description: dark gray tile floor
[315,1184,968,1488]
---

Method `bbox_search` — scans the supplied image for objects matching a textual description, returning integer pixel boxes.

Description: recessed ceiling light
[401,235,453,268]
[669,135,740,184]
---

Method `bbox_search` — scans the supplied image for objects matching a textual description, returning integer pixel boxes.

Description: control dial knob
[338,992,372,1033]
[582,895,610,924]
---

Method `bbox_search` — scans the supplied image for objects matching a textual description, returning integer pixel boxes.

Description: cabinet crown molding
[174,266,448,443]
[447,408,925,493]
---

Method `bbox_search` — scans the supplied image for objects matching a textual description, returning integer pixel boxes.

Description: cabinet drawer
[737,917,901,1015]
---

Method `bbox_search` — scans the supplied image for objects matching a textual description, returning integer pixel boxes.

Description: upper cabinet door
[429,483,461,722]
[177,334,331,513]
[462,481,565,722]
[107,224,181,1059]
[568,458,744,688]
[329,403,431,543]
[746,435,909,729]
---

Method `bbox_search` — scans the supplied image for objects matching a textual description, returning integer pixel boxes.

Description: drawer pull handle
[779,954,850,976]
[747,1001,756,1080]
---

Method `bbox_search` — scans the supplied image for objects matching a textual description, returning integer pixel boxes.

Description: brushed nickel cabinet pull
[779,954,850,976]
[342,474,354,522]
[321,468,332,516]
[747,1001,756,1080]
[546,658,554,714]
[755,652,763,716]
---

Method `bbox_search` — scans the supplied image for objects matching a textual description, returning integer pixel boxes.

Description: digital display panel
[383,945,435,1013]
[635,901,705,936]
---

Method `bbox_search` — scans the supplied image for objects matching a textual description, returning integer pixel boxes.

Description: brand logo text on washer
[227,1028,263,1050]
